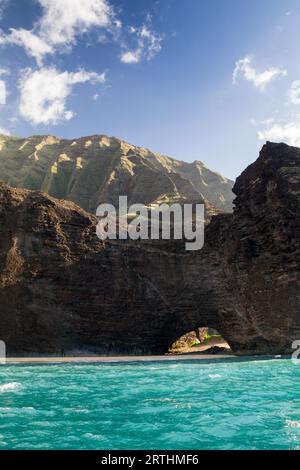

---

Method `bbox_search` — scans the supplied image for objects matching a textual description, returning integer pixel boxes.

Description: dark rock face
[0,142,299,355]
[218,142,300,354]
[0,183,223,355]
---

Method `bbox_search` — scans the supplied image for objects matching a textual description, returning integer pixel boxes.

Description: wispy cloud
[0,127,10,135]
[0,0,8,20]
[0,29,53,66]
[0,67,9,76]
[19,67,106,125]
[254,79,300,147]
[233,56,287,91]
[250,117,275,127]
[258,117,300,147]
[120,24,163,64]
[0,67,8,105]
[288,80,300,105]
[0,80,6,105]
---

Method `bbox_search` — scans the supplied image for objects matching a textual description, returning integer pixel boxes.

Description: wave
[0,382,22,393]
[286,420,300,428]
[83,433,105,441]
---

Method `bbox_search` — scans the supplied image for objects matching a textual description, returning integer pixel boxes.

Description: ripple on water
[0,358,298,450]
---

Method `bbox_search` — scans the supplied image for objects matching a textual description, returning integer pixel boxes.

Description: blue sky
[0,0,300,179]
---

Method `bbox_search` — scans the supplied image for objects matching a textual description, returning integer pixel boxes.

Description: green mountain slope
[0,134,234,213]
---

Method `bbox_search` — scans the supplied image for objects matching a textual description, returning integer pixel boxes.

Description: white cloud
[233,56,287,91]
[8,116,18,124]
[0,0,8,19]
[38,0,112,46]
[0,80,6,104]
[19,67,106,125]
[0,127,10,135]
[250,117,275,127]
[140,25,162,59]
[0,0,114,64]
[121,50,141,64]
[114,19,122,30]
[0,66,10,105]
[0,29,53,66]
[288,80,300,105]
[0,2,163,66]
[0,66,9,76]
[121,24,162,64]
[0,67,9,105]
[258,117,300,147]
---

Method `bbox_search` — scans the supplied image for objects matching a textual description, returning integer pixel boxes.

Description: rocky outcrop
[0,134,234,213]
[217,142,300,353]
[0,142,299,355]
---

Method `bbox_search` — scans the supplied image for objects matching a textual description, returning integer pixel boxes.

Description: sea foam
[286,420,300,428]
[0,382,22,393]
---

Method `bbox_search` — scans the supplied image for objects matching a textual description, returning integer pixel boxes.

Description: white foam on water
[30,421,57,428]
[60,385,90,392]
[0,382,22,393]
[175,403,192,410]
[209,374,222,379]
[83,433,105,441]
[73,409,90,414]
[286,420,300,428]
[20,407,36,414]
[144,397,177,404]
[0,407,35,417]
[251,357,285,364]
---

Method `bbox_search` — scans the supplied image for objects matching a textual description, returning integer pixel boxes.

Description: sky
[0,0,300,179]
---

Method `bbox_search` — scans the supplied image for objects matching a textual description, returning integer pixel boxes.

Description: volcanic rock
[0,142,299,355]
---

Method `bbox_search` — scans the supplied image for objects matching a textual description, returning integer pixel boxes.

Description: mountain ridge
[0,133,234,214]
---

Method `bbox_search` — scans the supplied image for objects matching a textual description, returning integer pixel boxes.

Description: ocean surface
[0,358,299,450]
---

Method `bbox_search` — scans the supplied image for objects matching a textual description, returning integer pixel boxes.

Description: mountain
[0,134,234,214]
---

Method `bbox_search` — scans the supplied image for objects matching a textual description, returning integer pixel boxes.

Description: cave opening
[168,327,231,355]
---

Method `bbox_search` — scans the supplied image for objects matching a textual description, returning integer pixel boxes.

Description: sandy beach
[1,354,236,364]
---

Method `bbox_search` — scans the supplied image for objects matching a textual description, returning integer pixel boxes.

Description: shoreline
[1,354,236,365]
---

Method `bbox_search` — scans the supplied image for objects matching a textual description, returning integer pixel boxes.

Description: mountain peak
[0,133,234,213]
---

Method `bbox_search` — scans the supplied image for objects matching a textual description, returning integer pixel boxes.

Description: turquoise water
[0,358,299,450]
